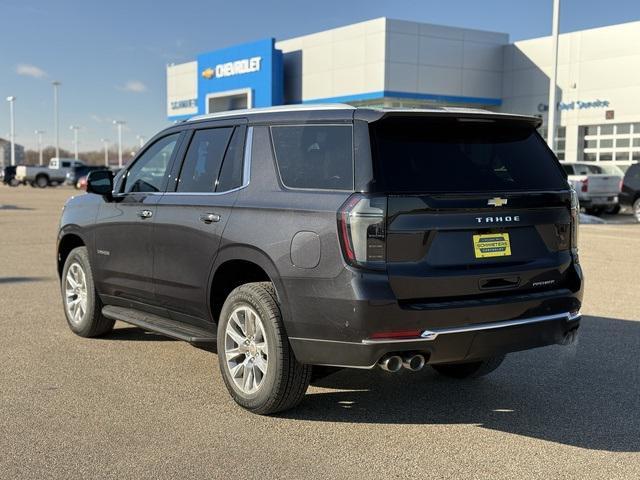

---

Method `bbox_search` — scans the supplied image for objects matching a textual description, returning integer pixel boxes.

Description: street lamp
[69,125,80,160]
[547,0,560,149]
[6,96,16,167]
[34,130,45,166]
[100,138,109,167]
[136,134,145,148]
[113,120,126,167]
[52,81,61,159]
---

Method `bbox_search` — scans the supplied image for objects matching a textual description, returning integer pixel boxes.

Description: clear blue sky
[0,0,638,151]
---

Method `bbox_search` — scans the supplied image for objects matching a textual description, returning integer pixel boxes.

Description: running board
[102,305,217,344]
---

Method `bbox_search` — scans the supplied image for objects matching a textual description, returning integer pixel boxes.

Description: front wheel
[431,355,505,379]
[633,199,640,222]
[61,246,114,337]
[217,282,311,415]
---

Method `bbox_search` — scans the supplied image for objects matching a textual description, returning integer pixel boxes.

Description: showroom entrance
[206,89,252,114]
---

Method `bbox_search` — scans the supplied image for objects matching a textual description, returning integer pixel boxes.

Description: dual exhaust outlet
[378,353,426,372]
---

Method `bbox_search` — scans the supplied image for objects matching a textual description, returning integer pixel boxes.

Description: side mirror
[86,170,114,198]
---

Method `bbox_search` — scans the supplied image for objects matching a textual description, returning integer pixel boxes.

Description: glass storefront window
[600,153,612,161]
[616,124,630,135]
[583,153,597,162]
[616,138,630,148]
[600,125,614,135]
[584,139,597,149]
[600,139,613,148]
[584,125,598,136]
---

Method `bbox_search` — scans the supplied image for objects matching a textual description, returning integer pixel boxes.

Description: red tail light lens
[580,178,589,192]
[337,194,387,269]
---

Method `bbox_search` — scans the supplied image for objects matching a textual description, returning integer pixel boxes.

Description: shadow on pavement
[0,204,34,211]
[102,326,177,342]
[0,276,50,284]
[284,315,639,453]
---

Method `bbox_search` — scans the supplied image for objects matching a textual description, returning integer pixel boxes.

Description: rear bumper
[282,262,583,367]
[290,311,581,368]
[579,195,618,207]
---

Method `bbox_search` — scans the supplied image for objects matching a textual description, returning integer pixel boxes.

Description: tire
[60,246,114,337]
[217,282,312,415]
[8,178,19,187]
[605,205,620,215]
[431,355,505,379]
[633,199,640,223]
[35,174,49,188]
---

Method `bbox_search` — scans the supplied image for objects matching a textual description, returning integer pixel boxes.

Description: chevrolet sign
[201,56,262,80]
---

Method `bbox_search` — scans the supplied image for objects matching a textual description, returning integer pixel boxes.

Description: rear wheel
[431,355,505,379]
[634,199,640,222]
[61,246,114,337]
[35,174,49,188]
[217,282,311,415]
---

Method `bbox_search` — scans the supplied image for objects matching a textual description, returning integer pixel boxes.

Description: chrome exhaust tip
[378,354,403,372]
[402,353,426,371]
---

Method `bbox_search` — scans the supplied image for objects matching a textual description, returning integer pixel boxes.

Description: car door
[93,132,183,308]
[152,124,249,321]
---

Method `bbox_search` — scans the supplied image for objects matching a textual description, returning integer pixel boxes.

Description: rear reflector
[369,329,422,340]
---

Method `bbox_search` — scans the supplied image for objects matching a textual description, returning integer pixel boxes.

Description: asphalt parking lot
[1,186,639,479]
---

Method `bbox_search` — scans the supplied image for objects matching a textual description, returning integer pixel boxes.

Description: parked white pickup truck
[561,162,623,215]
[15,158,86,188]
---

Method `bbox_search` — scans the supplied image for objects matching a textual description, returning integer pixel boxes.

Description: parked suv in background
[619,163,640,221]
[57,105,583,414]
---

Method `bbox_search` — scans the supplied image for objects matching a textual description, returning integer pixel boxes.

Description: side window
[62,161,70,168]
[177,128,233,193]
[123,133,179,193]
[271,125,353,190]
[562,164,574,175]
[216,126,246,192]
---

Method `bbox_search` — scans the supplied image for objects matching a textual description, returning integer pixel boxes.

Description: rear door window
[177,128,233,192]
[271,125,353,190]
[369,117,568,193]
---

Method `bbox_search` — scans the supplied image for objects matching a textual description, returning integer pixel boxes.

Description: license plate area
[473,233,511,258]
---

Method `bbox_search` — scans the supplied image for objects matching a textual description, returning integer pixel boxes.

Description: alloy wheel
[65,262,88,326]
[224,305,268,394]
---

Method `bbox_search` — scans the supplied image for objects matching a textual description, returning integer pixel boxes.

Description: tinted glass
[370,117,567,193]
[271,125,353,190]
[177,128,233,192]
[617,124,630,134]
[562,164,574,175]
[216,126,245,192]
[123,134,179,193]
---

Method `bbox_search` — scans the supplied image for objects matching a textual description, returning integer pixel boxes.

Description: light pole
[136,134,145,148]
[6,96,16,167]
[547,0,560,149]
[52,81,61,159]
[35,130,45,166]
[113,120,125,167]
[101,138,109,167]
[69,125,80,160]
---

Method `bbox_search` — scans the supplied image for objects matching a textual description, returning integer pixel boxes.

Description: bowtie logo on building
[201,68,215,80]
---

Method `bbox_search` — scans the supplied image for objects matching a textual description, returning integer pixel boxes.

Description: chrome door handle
[200,213,221,224]
[138,209,153,219]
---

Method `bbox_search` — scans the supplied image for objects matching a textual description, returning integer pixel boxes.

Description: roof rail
[188,103,355,122]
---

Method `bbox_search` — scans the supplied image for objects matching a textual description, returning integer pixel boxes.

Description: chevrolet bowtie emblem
[488,197,508,207]
[201,68,215,79]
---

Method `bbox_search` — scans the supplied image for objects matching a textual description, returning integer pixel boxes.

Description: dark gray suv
[57,104,583,414]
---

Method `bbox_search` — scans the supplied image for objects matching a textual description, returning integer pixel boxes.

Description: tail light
[619,179,623,192]
[570,188,580,261]
[337,194,387,270]
[580,178,589,192]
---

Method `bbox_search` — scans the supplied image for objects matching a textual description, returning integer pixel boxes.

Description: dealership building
[167,18,640,168]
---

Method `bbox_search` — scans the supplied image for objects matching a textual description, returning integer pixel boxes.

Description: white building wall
[502,21,640,164]
[276,18,386,103]
[166,61,198,117]
[385,19,507,101]
[276,18,508,104]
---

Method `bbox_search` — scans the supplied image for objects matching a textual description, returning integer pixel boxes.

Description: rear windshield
[370,117,568,193]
